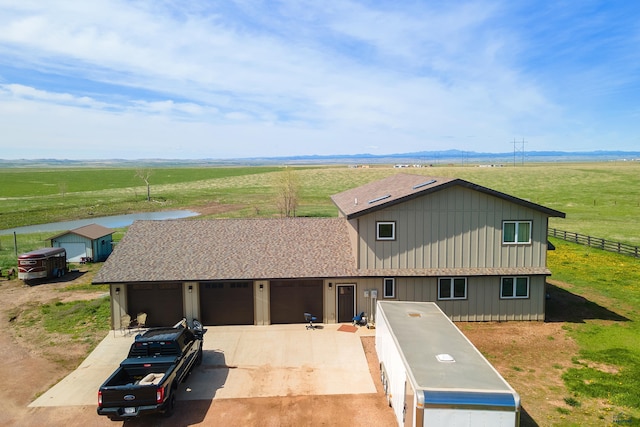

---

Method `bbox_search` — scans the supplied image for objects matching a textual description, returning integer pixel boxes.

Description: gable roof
[93,218,357,284]
[331,173,566,219]
[48,223,114,240]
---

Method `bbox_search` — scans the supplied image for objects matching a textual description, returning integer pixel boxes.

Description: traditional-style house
[93,174,564,328]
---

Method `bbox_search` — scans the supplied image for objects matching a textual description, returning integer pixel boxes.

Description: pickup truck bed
[97,319,206,421]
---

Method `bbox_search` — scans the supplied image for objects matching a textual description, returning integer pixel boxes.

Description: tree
[135,168,153,201]
[276,168,300,217]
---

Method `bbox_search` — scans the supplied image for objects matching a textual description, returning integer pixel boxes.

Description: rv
[18,247,67,281]
[376,301,520,427]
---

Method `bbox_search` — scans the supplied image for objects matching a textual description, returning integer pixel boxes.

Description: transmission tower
[512,138,527,166]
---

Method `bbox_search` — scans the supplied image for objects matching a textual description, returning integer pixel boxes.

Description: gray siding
[343,276,546,323]
[357,186,549,270]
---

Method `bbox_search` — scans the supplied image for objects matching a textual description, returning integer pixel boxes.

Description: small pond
[0,210,199,235]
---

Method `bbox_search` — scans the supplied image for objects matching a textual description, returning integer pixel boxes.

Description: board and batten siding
[357,186,550,270]
[351,276,546,322]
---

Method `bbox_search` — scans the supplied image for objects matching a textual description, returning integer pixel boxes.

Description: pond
[0,210,199,235]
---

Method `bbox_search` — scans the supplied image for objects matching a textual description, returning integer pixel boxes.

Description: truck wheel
[162,394,175,418]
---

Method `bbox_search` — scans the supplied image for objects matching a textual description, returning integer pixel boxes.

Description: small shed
[49,224,114,262]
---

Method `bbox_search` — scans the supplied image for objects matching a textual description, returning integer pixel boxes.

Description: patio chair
[120,314,132,335]
[352,312,366,326]
[304,312,317,330]
[134,312,147,333]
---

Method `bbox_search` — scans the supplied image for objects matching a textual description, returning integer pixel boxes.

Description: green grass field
[1,161,640,425]
[2,162,639,244]
[547,238,640,424]
[2,161,640,276]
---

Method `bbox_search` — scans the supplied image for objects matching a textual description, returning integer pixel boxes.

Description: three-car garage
[122,279,325,327]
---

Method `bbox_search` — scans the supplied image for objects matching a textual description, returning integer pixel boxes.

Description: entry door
[337,285,355,323]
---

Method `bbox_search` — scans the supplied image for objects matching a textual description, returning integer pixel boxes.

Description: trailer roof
[378,301,518,398]
[18,247,66,258]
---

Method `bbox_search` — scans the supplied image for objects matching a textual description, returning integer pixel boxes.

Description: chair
[352,311,366,326]
[120,314,132,335]
[135,312,147,332]
[304,312,317,330]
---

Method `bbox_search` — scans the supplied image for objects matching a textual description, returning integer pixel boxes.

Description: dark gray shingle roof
[93,218,357,283]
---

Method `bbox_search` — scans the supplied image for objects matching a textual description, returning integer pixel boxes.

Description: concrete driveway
[30,324,376,407]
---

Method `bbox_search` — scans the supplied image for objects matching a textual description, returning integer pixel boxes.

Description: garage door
[200,281,254,326]
[127,283,183,328]
[270,280,323,324]
[61,242,86,262]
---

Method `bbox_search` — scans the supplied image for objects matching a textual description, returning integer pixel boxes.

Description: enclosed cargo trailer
[376,301,520,427]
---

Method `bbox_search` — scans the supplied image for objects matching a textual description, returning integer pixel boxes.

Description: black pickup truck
[97,319,206,421]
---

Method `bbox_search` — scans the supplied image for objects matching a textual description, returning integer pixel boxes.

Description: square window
[383,278,395,298]
[501,277,529,299]
[503,221,532,244]
[438,277,467,300]
[377,222,396,240]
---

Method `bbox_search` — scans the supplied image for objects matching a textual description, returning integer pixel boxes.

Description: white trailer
[376,301,520,427]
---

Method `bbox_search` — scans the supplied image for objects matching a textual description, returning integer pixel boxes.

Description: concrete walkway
[30,324,376,407]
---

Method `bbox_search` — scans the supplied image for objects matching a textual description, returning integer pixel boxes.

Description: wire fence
[548,228,640,258]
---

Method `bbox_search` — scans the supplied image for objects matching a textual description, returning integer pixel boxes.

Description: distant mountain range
[1,150,639,167]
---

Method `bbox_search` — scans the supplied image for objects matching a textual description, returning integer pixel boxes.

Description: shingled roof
[331,173,566,219]
[48,223,114,240]
[93,218,358,283]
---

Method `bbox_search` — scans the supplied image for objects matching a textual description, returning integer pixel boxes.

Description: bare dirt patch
[0,269,108,426]
[460,321,578,425]
[189,202,245,217]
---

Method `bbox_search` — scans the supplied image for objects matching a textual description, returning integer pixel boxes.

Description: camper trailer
[376,301,520,427]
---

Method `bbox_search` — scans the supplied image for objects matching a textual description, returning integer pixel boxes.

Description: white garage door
[62,243,86,262]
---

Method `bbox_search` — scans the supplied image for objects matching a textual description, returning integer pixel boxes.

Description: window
[438,278,467,300]
[501,277,529,298]
[377,221,396,240]
[503,221,532,244]
[383,278,395,298]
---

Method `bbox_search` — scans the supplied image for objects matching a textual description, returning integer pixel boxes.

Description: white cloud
[0,0,639,158]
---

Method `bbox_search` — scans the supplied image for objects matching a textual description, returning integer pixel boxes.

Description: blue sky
[0,1,639,160]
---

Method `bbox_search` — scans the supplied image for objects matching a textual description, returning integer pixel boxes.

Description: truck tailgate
[99,384,160,409]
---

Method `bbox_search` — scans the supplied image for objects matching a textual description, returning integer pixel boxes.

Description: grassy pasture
[0,166,283,197]
[0,166,284,230]
[1,161,640,425]
[546,238,640,424]
[2,162,640,267]
[1,162,639,244]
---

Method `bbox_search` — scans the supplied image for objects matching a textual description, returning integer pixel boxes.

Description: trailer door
[404,379,416,427]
